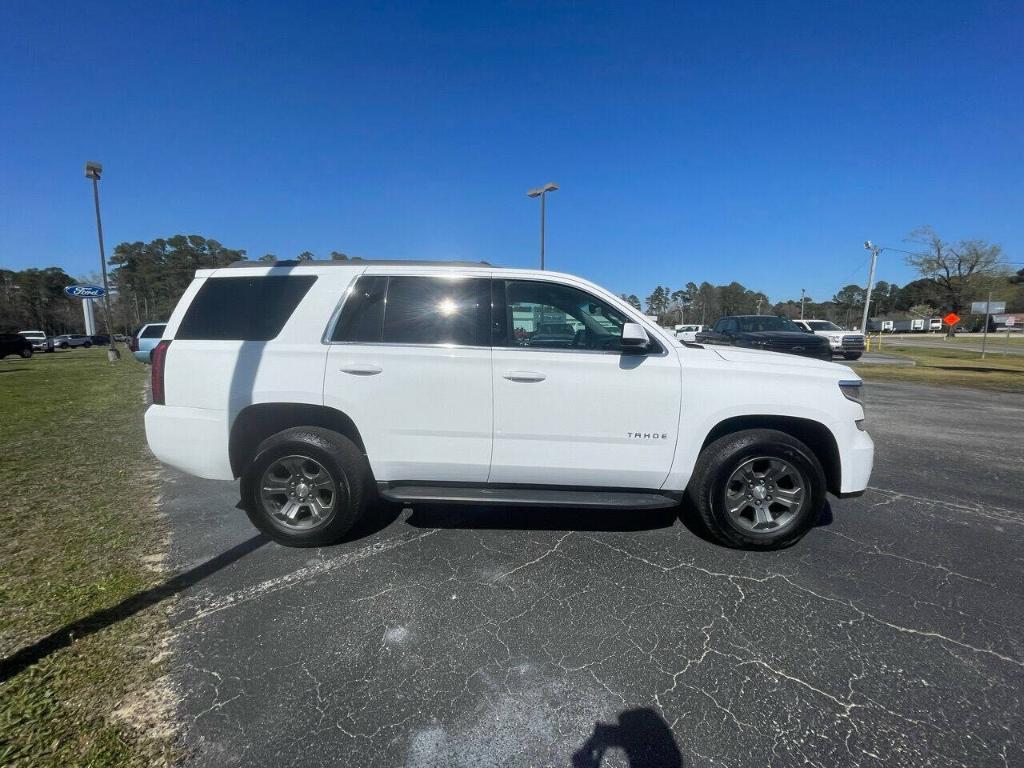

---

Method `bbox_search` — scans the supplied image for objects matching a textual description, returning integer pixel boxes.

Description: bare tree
[905,227,1006,325]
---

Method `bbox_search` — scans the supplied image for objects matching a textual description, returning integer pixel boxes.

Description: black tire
[19,348,32,358]
[687,429,825,550]
[241,427,370,547]
[844,352,861,361]
[60,342,68,349]
[83,341,92,348]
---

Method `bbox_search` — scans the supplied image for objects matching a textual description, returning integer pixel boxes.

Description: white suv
[145,260,873,550]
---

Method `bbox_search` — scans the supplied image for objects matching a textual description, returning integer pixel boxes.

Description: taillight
[151,340,171,405]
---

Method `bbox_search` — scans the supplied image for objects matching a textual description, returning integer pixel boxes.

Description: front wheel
[241,427,370,547]
[20,348,33,358]
[687,429,825,550]
[843,352,861,361]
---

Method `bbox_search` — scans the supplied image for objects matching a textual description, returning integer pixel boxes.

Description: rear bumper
[145,405,234,480]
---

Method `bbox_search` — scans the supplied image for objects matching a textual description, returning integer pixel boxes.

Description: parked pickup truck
[696,315,832,361]
[792,319,865,361]
[145,260,873,551]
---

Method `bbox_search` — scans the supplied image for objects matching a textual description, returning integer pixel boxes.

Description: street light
[800,288,806,320]
[526,182,558,269]
[861,241,881,335]
[84,161,120,361]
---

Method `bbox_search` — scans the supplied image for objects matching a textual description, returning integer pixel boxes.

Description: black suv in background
[0,334,34,359]
[695,315,832,360]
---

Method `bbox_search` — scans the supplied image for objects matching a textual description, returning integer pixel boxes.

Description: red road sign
[943,312,961,326]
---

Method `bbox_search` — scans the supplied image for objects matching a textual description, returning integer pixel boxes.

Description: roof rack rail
[224,258,493,268]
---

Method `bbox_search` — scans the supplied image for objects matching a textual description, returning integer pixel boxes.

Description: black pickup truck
[695,315,832,360]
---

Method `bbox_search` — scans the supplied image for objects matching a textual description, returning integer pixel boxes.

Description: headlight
[839,379,863,404]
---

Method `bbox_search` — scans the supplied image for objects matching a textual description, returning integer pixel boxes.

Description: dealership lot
[163,381,1022,768]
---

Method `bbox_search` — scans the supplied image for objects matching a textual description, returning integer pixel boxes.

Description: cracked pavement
[162,381,1023,767]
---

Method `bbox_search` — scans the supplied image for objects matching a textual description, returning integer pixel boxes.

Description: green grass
[0,349,174,766]
[852,343,1024,393]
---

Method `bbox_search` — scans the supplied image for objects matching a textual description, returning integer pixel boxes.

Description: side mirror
[621,322,649,348]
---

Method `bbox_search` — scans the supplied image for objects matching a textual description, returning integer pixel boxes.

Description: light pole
[85,161,120,361]
[861,241,881,334]
[799,288,806,320]
[755,297,763,315]
[526,182,558,269]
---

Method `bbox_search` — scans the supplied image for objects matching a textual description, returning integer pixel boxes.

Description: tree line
[1,226,1019,335]
[625,227,1021,330]
[0,236,356,335]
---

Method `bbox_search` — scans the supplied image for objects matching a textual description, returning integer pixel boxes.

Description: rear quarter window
[175,276,316,341]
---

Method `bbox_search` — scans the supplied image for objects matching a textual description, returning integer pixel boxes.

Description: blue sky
[2,1,1021,304]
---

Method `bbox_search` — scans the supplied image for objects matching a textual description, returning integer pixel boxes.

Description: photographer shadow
[573,707,683,768]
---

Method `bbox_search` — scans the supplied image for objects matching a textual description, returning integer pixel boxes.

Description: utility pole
[799,289,806,320]
[860,241,881,334]
[981,290,992,360]
[755,297,763,315]
[526,182,558,270]
[85,161,120,361]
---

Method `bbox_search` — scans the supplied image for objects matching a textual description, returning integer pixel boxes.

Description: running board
[378,484,680,509]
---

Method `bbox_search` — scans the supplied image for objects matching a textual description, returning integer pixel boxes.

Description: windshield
[735,316,803,333]
[806,320,841,331]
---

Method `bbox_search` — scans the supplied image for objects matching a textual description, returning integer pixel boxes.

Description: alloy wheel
[724,456,807,533]
[259,455,338,530]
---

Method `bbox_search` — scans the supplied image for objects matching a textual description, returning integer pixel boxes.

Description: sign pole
[980,290,991,360]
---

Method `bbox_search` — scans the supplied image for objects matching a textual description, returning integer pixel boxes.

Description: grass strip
[0,348,174,767]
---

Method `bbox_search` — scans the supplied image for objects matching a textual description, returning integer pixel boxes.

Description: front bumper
[839,427,874,494]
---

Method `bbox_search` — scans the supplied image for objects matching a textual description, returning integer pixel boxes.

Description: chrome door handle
[339,364,382,376]
[503,370,546,382]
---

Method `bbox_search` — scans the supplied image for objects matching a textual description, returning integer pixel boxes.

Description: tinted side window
[141,324,166,338]
[176,276,316,341]
[382,276,490,346]
[502,280,636,352]
[331,275,387,342]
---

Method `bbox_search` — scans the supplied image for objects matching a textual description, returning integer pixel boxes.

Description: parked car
[17,330,54,352]
[1,333,34,359]
[131,323,167,363]
[696,316,832,361]
[674,324,705,342]
[792,320,864,361]
[52,334,93,349]
[90,334,111,345]
[144,260,873,552]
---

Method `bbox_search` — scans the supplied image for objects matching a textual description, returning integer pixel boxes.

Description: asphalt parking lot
[162,381,1023,768]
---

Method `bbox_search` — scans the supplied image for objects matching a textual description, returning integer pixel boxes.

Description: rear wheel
[688,429,825,550]
[241,427,370,547]
[19,348,32,358]
[83,341,92,348]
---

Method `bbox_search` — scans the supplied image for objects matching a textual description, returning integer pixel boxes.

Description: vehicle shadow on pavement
[572,707,684,767]
[0,534,268,683]
[404,504,678,532]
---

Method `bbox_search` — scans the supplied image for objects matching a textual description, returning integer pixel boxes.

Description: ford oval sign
[64,284,106,299]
